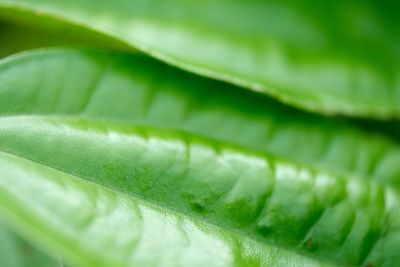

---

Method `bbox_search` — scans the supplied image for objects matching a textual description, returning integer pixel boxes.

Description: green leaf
[0,0,399,117]
[0,222,61,267]
[0,15,133,58]
[0,49,399,266]
[1,49,400,189]
[0,151,332,267]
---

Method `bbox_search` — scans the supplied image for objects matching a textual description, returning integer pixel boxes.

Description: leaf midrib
[1,114,395,265]
[0,148,337,267]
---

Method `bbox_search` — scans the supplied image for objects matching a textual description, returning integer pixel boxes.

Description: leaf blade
[0,151,331,267]
[0,0,399,117]
[0,49,399,266]
[0,48,399,189]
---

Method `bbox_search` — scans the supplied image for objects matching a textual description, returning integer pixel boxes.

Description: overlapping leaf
[1,49,400,189]
[0,0,399,117]
[0,18,131,58]
[0,49,399,266]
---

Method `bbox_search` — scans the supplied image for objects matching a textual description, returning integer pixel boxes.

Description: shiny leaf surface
[0,151,332,267]
[0,49,399,266]
[1,49,400,189]
[0,0,399,117]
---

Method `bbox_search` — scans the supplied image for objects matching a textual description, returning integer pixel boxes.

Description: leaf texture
[0,49,400,189]
[0,151,333,267]
[0,49,399,266]
[0,0,399,117]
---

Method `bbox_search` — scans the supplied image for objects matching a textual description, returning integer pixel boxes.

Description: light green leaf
[0,49,399,266]
[0,222,61,267]
[0,151,332,267]
[0,0,399,117]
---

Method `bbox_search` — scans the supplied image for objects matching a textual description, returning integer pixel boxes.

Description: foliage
[0,1,399,267]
